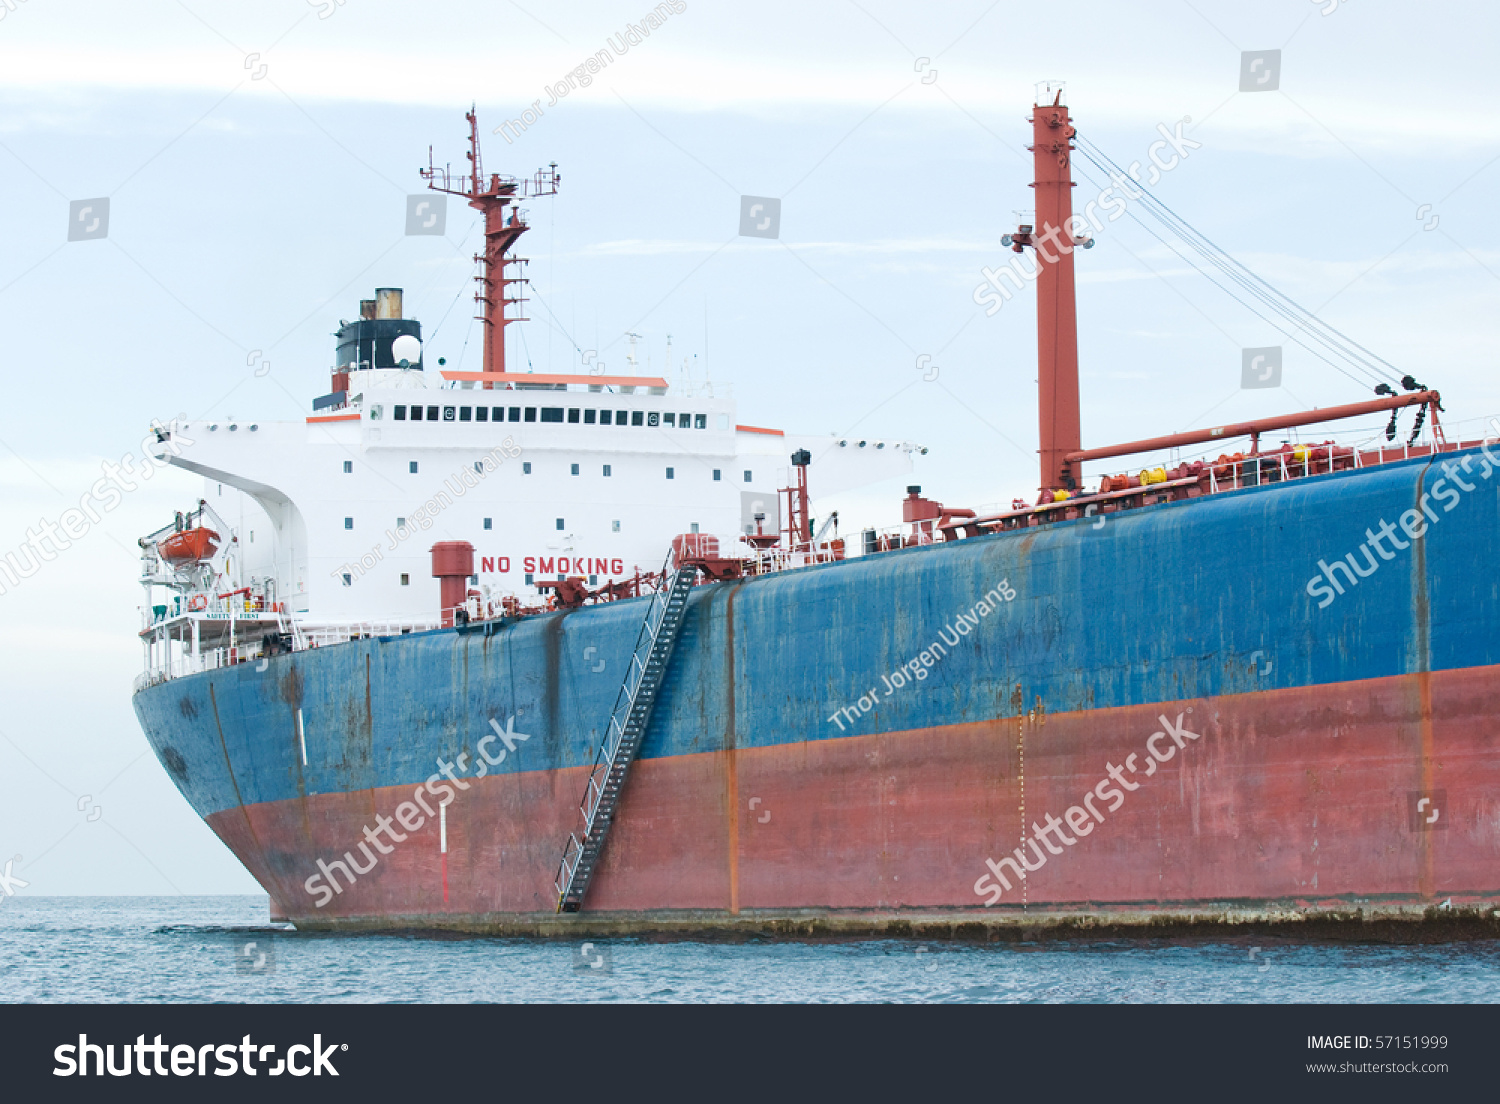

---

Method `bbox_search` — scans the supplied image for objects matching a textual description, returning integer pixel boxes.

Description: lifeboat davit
[157,527,220,566]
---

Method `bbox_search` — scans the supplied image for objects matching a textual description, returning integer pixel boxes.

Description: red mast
[1007,86,1085,494]
[422,108,559,379]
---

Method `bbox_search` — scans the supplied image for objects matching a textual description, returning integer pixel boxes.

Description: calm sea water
[2,897,1498,1003]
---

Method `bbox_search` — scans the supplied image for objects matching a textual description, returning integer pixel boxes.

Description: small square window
[524,407,537,422]
[695,414,707,429]
[410,405,424,421]
[691,522,700,534]
[541,407,563,423]
[744,470,752,482]
[497,407,509,422]
[483,518,492,530]
[342,573,352,586]
[589,573,597,586]
[599,410,612,425]
[344,517,353,529]
[647,412,660,427]
[556,518,564,530]
[397,517,406,530]
[525,572,534,585]
[459,406,472,422]
[400,573,410,586]
[632,411,644,426]
[603,464,612,477]
[713,469,721,481]
[571,463,580,475]
[584,409,597,424]
[474,461,483,473]
[476,407,488,422]
[568,408,580,423]
[410,461,419,474]
[612,520,621,532]
[394,404,407,420]
[619,410,629,425]
[343,460,352,473]
[509,407,521,422]
[523,461,532,474]
[679,413,690,427]
[664,413,675,426]
[470,574,478,585]
[426,406,439,420]
[666,467,674,479]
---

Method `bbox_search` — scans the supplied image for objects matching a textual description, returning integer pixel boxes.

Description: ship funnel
[432,541,475,628]
[359,299,377,320]
[375,288,403,320]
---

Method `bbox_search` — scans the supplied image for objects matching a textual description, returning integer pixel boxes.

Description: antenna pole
[422,107,559,381]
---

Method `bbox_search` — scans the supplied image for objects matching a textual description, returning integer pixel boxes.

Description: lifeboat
[157,527,220,566]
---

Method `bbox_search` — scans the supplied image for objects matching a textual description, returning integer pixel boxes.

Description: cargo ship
[132,94,1500,935]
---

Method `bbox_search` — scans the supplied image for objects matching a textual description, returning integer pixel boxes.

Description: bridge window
[459,406,472,421]
[525,407,538,422]
[568,408,580,423]
[541,407,563,423]
[584,409,596,424]
[695,414,706,429]
[410,405,423,421]
[664,413,675,426]
[426,406,439,420]
[509,407,521,422]
[632,411,644,426]
[394,405,407,420]
[475,407,488,422]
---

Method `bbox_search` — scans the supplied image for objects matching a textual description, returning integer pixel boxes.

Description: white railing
[297,619,443,648]
[743,543,847,574]
[134,645,244,692]
[135,617,445,690]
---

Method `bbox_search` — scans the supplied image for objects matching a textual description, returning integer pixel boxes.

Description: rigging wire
[1071,157,1398,396]
[1071,134,1408,392]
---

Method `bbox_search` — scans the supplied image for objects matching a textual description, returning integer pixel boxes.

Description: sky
[2,0,1498,895]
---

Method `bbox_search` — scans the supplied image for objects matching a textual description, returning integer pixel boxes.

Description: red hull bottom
[212,665,1500,932]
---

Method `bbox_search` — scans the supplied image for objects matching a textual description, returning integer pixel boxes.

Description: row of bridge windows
[387,404,709,429]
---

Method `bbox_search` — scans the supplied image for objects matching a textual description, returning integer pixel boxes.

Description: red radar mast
[422,107,559,380]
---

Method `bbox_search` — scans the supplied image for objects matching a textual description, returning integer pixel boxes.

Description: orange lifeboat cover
[158,527,220,565]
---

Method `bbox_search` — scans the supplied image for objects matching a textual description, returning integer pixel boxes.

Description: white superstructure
[142,288,921,638]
